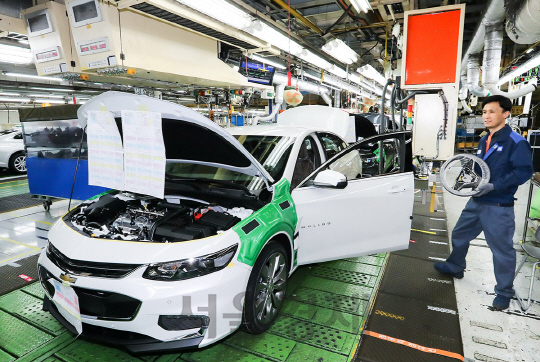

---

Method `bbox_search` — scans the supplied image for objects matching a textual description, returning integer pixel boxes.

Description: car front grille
[39,266,142,320]
[46,243,142,278]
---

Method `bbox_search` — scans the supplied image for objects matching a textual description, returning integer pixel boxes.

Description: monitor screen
[28,14,49,33]
[73,1,99,23]
[238,60,275,85]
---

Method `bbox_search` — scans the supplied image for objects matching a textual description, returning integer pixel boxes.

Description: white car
[0,127,26,174]
[38,92,414,353]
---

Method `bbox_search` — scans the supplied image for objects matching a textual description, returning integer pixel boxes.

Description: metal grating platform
[0,252,386,361]
[355,193,464,362]
[0,193,58,214]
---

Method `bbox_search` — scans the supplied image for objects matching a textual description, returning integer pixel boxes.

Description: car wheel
[242,241,289,334]
[9,152,26,174]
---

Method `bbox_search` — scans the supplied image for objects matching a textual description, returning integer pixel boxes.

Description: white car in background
[38,92,414,353]
[0,127,26,174]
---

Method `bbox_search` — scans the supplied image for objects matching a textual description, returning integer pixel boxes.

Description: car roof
[226,125,315,138]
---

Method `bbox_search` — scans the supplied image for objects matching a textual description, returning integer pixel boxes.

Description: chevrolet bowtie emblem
[60,273,77,283]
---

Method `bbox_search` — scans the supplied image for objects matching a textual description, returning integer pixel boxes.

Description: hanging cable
[287,0,292,86]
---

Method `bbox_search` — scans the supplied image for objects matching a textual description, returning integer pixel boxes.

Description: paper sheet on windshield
[87,111,124,190]
[121,110,166,199]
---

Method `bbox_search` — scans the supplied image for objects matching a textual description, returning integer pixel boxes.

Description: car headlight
[142,244,238,281]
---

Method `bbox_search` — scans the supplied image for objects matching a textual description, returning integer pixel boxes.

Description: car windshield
[165,135,295,191]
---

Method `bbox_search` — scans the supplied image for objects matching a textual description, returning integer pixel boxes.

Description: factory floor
[0,171,538,362]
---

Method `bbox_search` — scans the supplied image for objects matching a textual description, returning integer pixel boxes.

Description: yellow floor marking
[0,249,39,264]
[411,228,437,235]
[0,182,28,189]
[23,217,53,225]
[0,179,27,185]
[0,235,40,250]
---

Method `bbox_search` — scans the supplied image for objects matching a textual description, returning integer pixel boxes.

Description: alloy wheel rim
[254,252,287,324]
[14,156,26,172]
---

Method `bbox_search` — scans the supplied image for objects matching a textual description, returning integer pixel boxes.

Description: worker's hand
[473,183,494,197]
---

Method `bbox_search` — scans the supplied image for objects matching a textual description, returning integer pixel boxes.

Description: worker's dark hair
[482,95,512,113]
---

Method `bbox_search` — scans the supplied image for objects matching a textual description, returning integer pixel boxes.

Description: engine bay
[66,193,253,242]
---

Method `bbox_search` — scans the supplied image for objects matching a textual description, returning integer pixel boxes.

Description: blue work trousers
[446,199,516,298]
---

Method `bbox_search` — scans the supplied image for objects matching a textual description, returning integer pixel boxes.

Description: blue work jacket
[474,124,533,205]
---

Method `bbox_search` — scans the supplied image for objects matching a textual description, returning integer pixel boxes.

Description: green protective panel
[0,290,64,336]
[286,342,348,362]
[55,340,147,362]
[225,331,296,361]
[21,282,45,300]
[0,349,15,362]
[234,179,298,266]
[281,300,318,320]
[0,310,54,357]
[183,344,271,362]
[311,266,377,288]
[269,316,356,355]
[0,290,40,313]
[288,287,366,315]
[343,255,385,266]
[299,276,373,300]
[323,260,381,276]
[310,308,363,334]
[16,301,65,336]
[281,300,362,334]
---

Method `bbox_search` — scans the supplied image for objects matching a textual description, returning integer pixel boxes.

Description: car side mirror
[313,170,348,189]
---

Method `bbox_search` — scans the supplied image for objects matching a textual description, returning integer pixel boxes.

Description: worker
[434,95,533,310]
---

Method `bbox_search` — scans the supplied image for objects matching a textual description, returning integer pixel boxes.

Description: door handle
[388,187,407,194]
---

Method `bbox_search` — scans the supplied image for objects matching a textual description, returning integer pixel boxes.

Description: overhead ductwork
[460,0,505,71]
[506,0,540,44]
[251,83,286,125]
[465,23,537,99]
[319,89,333,107]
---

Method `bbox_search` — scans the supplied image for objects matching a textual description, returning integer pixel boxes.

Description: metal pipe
[252,83,285,125]
[482,24,504,88]
[467,56,490,97]
[380,79,394,133]
[461,99,473,114]
[320,88,333,107]
[461,0,505,71]
[271,0,323,35]
[506,0,540,44]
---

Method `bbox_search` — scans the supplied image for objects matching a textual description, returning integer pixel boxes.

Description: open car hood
[78,92,274,185]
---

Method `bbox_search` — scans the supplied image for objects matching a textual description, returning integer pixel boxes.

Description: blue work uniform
[446,124,533,298]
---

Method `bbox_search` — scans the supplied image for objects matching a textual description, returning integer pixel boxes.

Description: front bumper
[43,296,204,353]
[38,244,252,351]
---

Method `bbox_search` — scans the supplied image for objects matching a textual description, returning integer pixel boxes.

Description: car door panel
[291,131,414,265]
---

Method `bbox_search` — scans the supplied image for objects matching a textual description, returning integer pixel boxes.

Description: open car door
[291,131,414,265]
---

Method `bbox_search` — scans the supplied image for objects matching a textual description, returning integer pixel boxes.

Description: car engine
[67,193,253,242]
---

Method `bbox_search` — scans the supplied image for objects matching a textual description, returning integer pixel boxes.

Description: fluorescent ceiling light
[350,0,373,13]
[357,65,386,85]
[249,54,286,69]
[0,97,31,102]
[246,20,304,56]
[327,65,348,79]
[18,39,29,45]
[4,72,62,82]
[298,50,332,71]
[527,48,534,54]
[0,44,33,64]
[29,87,73,92]
[28,94,66,98]
[34,99,66,104]
[322,39,359,64]
[0,92,21,96]
[175,0,252,29]
[497,52,540,86]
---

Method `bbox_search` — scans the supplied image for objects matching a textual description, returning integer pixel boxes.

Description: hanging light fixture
[357,65,386,85]
[322,39,359,64]
[350,0,373,14]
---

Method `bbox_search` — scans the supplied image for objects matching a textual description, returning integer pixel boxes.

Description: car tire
[241,241,289,334]
[9,152,26,174]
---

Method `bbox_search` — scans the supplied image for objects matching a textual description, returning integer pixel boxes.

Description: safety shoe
[433,262,464,279]
[492,295,511,310]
